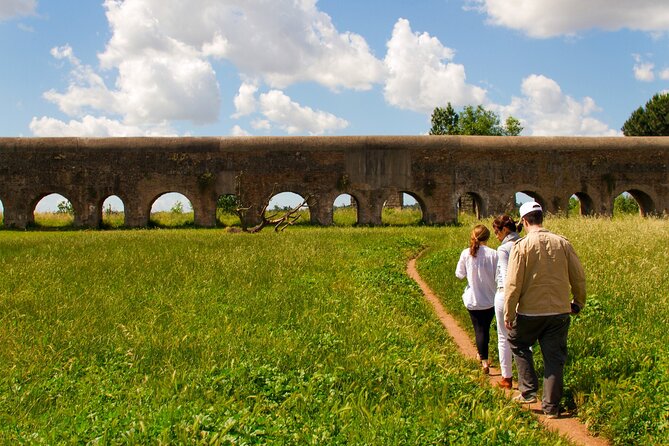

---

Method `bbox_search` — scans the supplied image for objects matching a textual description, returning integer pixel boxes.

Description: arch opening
[333,193,359,226]
[0,198,4,228]
[457,192,483,220]
[382,192,423,226]
[569,193,594,217]
[216,193,242,228]
[266,192,311,227]
[149,192,194,228]
[514,191,546,216]
[101,195,125,228]
[33,193,75,229]
[613,190,654,217]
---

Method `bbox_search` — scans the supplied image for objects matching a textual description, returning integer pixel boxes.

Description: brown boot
[497,377,513,389]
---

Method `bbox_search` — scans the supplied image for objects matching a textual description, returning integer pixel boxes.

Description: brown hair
[469,224,490,257]
[492,214,522,234]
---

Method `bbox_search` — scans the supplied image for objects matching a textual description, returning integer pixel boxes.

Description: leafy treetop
[621,92,669,136]
[429,103,522,136]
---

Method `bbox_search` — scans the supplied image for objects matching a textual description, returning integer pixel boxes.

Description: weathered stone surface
[0,135,667,228]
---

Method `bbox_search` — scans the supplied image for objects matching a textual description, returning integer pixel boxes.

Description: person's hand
[570,302,581,315]
[505,320,513,331]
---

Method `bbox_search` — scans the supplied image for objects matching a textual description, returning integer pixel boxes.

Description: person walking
[504,202,586,418]
[456,225,498,374]
[492,215,522,389]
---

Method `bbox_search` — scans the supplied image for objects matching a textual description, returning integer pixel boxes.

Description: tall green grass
[32,212,75,228]
[418,214,669,446]
[0,228,564,445]
[101,211,125,229]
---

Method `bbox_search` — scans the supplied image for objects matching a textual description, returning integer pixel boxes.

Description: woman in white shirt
[492,215,522,389]
[455,224,498,374]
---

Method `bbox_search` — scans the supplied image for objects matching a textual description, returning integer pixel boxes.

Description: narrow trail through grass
[408,254,609,446]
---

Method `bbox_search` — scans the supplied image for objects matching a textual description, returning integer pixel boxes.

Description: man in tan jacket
[504,201,586,418]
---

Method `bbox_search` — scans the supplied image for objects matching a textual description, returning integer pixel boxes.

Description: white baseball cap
[519,201,543,218]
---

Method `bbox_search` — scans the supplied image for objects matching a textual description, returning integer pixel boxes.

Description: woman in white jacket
[492,215,522,389]
[455,224,498,374]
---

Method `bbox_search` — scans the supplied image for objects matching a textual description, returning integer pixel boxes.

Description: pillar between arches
[235,188,266,228]
[73,200,101,228]
[192,192,217,228]
[124,195,149,228]
[487,194,513,218]
[307,194,329,225]
[420,198,448,225]
[2,197,30,229]
[355,190,383,226]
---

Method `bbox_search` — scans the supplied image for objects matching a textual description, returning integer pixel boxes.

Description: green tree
[621,93,669,136]
[56,200,74,215]
[568,196,580,214]
[614,194,640,214]
[217,194,238,214]
[170,201,184,214]
[429,103,459,135]
[504,116,523,136]
[429,103,523,136]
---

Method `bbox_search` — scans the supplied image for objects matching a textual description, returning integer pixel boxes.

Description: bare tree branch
[233,172,312,233]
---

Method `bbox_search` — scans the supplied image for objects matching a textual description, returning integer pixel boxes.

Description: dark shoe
[497,377,513,389]
[482,365,489,375]
[544,411,560,419]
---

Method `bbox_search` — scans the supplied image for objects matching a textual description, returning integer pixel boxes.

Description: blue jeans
[507,314,570,414]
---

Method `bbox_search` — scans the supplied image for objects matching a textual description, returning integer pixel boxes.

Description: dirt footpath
[407,257,609,446]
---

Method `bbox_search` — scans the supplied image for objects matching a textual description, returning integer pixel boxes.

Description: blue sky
[3,0,669,139]
[2,0,669,211]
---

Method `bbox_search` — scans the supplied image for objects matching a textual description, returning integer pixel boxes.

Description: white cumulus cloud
[500,75,618,136]
[0,0,35,21]
[231,83,349,135]
[629,53,669,83]
[230,125,251,136]
[43,45,118,117]
[383,18,486,113]
[634,63,655,82]
[232,82,259,118]
[41,38,220,131]
[251,119,271,130]
[98,0,221,124]
[258,90,348,135]
[29,115,176,137]
[33,0,380,136]
[99,0,384,91]
[468,0,669,38]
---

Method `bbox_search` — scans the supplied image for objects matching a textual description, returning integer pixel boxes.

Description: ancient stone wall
[0,136,667,228]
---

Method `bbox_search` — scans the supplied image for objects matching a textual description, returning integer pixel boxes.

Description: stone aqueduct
[0,136,668,229]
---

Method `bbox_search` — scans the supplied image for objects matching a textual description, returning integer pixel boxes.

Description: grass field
[0,215,667,444]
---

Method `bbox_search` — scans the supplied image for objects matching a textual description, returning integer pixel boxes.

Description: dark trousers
[467,308,495,361]
[507,314,570,415]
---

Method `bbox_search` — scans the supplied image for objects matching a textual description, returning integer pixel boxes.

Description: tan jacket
[504,228,586,323]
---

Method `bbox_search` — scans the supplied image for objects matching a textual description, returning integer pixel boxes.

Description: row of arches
[0,187,657,229]
[461,189,656,219]
[0,192,421,229]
